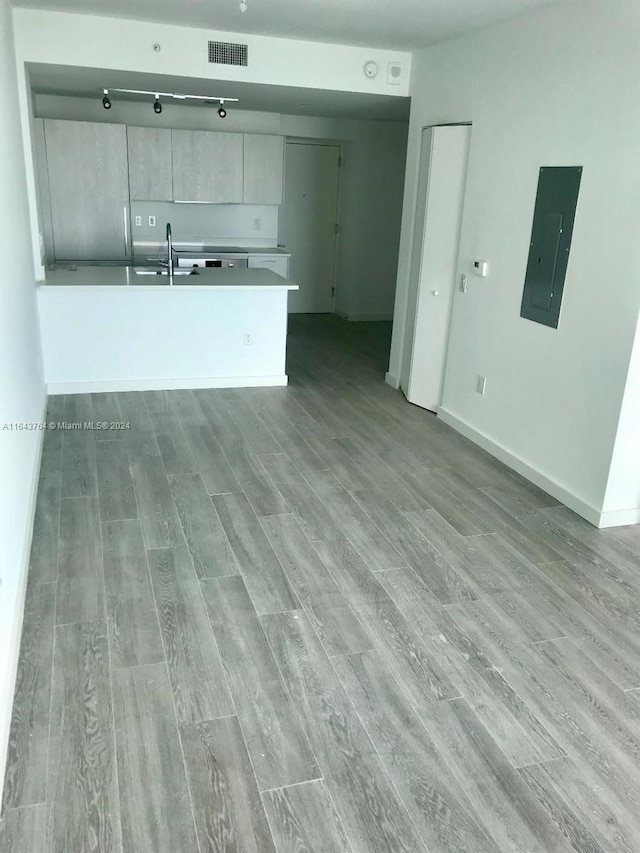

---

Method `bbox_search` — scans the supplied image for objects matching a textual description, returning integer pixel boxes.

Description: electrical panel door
[520,166,582,328]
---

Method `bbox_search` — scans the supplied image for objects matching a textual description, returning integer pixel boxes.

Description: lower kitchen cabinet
[43,119,131,261]
[248,254,290,278]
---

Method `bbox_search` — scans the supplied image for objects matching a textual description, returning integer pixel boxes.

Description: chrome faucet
[166,222,174,282]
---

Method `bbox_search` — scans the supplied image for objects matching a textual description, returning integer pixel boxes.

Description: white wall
[0,0,46,802]
[33,95,408,320]
[602,315,640,525]
[14,8,411,97]
[38,285,291,392]
[389,0,640,525]
[128,203,279,250]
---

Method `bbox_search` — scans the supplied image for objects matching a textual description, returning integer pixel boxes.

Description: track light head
[217,106,227,118]
[153,96,162,114]
[102,89,111,110]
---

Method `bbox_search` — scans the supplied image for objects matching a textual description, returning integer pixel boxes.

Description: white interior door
[279,142,340,313]
[403,125,471,412]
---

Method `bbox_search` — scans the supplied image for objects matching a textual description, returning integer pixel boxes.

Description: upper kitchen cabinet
[172,130,243,203]
[44,119,130,261]
[243,134,285,204]
[127,126,173,201]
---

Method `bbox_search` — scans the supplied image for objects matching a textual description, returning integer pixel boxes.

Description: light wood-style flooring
[1,314,639,852]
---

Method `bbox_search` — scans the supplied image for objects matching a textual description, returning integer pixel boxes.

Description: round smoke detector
[363,61,379,79]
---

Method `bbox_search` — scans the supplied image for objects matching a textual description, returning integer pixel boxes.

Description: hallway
[1,314,639,852]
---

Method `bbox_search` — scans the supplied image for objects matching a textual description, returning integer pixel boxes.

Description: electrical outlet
[148,215,156,227]
[460,274,468,293]
[243,333,253,345]
[135,215,142,227]
[476,375,487,395]
[253,218,261,231]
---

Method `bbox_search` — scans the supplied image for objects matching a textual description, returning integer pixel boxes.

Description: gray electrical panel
[520,166,582,328]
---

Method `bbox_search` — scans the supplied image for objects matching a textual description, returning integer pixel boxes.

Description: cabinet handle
[123,206,129,256]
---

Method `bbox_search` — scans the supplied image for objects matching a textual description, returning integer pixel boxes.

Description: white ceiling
[16,0,559,50]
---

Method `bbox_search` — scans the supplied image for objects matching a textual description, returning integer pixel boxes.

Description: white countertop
[40,265,299,291]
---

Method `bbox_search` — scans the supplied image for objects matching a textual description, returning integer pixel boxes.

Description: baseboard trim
[385,371,400,389]
[0,389,47,804]
[47,375,289,394]
[437,407,605,528]
[597,507,640,528]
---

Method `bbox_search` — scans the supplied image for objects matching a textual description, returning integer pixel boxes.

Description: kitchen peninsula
[37,266,298,394]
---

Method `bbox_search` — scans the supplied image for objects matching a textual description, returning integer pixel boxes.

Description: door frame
[283,138,343,313]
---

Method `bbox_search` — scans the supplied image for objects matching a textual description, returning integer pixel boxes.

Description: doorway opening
[280,141,342,314]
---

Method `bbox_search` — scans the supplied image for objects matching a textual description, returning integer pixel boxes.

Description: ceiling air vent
[208,40,248,66]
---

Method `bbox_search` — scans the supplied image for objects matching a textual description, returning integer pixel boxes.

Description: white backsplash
[130,202,279,248]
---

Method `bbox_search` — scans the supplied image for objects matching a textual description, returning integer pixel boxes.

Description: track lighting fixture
[100,88,239,114]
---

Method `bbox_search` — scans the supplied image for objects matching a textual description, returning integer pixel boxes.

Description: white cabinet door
[127,126,172,200]
[44,119,130,261]
[172,130,243,203]
[403,125,471,412]
[248,255,289,277]
[243,134,284,204]
[280,142,340,313]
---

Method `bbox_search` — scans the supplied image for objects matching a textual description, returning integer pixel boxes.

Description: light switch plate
[148,215,156,227]
[472,260,488,277]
